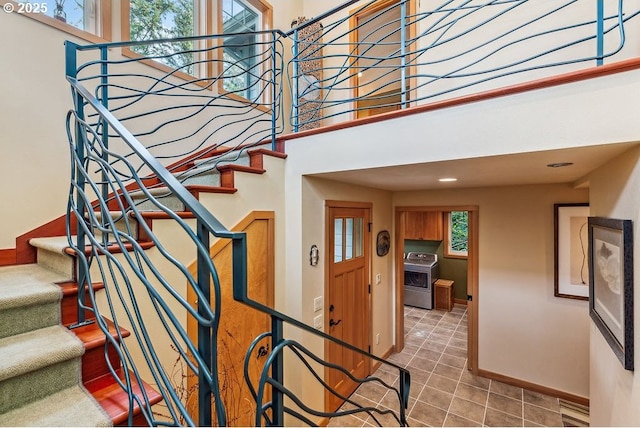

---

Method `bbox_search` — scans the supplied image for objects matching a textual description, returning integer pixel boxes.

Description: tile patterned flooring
[329,304,566,427]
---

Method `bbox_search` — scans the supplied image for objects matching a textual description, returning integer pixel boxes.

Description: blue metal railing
[65,29,410,426]
[64,32,284,426]
[288,0,640,131]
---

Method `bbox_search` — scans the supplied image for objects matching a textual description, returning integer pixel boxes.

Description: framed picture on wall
[554,203,590,300]
[588,217,634,371]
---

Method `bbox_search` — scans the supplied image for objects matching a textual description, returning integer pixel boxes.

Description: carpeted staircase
[0,145,287,426]
[0,264,111,426]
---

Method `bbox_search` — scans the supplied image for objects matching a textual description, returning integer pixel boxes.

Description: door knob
[329,318,342,327]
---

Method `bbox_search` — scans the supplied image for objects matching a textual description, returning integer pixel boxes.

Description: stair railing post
[270,32,278,151]
[196,219,214,427]
[271,315,285,426]
[596,0,604,66]
[292,28,300,133]
[100,46,110,243]
[400,0,407,108]
[65,41,88,326]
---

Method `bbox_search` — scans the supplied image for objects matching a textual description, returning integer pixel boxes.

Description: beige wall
[588,146,640,426]
[0,0,300,249]
[294,176,395,417]
[394,183,591,399]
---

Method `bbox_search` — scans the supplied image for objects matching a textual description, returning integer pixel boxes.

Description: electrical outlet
[375,274,381,284]
[313,296,323,312]
[314,314,323,330]
[376,333,380,345]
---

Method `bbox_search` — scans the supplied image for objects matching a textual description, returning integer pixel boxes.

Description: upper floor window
[219,0,272,101]
[445,211,468,258]
[124,0,199,76]
[7,0,111,42]
[119,0,272,100]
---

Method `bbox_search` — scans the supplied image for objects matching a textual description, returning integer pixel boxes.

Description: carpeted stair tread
[0,264,65,292]
[0,385,111,427]
[0,325,84,382]
[192,149,250,167]
[29,236,71,254]
[0,264,65,339]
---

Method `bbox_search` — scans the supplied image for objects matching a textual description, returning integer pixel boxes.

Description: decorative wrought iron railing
[288,0,640,131]
[64,31,410,427]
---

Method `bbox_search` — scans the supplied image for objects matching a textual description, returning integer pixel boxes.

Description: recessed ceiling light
[547,162,574,168]
[438,178,458,182]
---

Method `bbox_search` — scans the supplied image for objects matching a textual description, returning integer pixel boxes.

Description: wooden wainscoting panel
[187,211,275,426]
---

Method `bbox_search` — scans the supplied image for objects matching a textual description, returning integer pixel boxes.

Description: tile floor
[329,304,567,427]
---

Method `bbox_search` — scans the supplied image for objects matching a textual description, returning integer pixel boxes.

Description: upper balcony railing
[288,0,640,131]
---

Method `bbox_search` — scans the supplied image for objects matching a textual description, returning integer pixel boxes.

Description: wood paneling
[325,204,371,413]
[0,249,16,266]
[187,211,275,427]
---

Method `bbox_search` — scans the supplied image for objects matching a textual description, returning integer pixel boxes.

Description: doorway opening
[394,206,479,373]
[350,0,416,118]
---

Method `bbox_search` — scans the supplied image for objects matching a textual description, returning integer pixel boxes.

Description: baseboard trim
[476,369,589,407]
[454,298,467,306]
[371,345,395,373]
[0,248,17,266]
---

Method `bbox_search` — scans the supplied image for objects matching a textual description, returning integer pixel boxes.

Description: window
[219,0,272,101]
[123,0,200,77]
[129,1,195,69]
[334,217,364,263]
[445,211,468,258]
[7,0,111,42]
[118,0,272,98]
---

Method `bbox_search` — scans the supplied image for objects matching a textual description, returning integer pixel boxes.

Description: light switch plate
[313,296,323,312]
[375,274,381,284]
[314,314,323,330]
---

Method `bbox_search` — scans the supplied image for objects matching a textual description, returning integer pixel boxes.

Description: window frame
[444,210,469,259]
[120,0,211,87]
[217,0,273,104]
[1,0,111,44]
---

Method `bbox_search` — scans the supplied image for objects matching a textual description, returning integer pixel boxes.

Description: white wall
[394,184,590,398]
[588,146,640,426]
[0,11,77,248]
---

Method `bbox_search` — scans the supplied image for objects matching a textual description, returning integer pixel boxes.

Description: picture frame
[554,203,590,300]
[588,217,634,371]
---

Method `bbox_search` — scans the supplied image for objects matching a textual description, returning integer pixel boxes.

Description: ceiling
[309,142,640,192]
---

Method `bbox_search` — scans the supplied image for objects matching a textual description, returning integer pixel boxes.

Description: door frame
[349,0,417,118]
[324,200,373,411]
[394,205,479,373]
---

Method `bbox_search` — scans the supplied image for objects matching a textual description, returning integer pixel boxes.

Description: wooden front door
[325,202,371,412]
[187,211,274,426]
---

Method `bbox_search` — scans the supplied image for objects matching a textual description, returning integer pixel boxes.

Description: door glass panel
[345,218,354,260]
[334,219,343,263]
[355,218,364,257]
